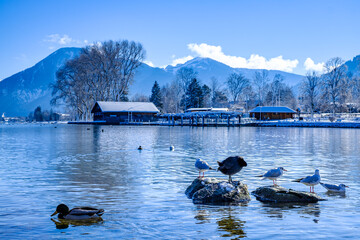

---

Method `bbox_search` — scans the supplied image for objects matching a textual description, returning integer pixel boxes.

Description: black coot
[217,156,247,182]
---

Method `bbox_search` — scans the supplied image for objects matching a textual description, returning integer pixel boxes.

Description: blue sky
[1,0,359,80]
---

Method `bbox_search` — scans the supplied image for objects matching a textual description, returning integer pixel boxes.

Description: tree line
[50,39,359,118]
[150,57,360,116]
[149,67,297,113]
[300,57,360,117]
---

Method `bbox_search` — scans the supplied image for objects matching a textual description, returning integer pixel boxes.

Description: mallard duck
[217,156,247,182]
[51,204,104,220]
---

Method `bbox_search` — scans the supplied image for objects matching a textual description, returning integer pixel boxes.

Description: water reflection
[325,191,347,198]
[260,202,321,223]
[216,208,246,239]
[51,218,104,229]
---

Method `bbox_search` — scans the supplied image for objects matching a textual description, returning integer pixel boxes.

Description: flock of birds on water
[51,145,349,222]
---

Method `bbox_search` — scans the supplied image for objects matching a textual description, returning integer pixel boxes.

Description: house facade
[91,101,160,123]
[249,106,296,120]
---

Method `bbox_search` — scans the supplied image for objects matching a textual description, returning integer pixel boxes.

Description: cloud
[304,58,325,72]
[169,55,194,66]
[44,34,73,45]
[186,43,299,72]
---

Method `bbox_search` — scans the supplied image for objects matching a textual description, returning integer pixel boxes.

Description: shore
[67,119,360,128]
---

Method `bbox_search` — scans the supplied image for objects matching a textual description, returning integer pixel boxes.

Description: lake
[0,124,359,239]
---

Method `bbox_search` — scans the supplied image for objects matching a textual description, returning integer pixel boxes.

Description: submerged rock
[185,178,251,205]
[252,186,325,203]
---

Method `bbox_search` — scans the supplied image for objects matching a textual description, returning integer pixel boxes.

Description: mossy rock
[252,186,325,203]
[185,178,251,205]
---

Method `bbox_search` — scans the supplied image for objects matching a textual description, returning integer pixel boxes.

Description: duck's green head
[51,204,69,217]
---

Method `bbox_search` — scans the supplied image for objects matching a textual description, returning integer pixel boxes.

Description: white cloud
[304,58,325,72]
[44,34,73,45]
[186,43,299,72]
[169,55,194,66]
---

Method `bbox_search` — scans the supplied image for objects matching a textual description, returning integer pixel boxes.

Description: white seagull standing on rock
[320,182,349,193]
[257,167,287,186]
[195,158,214,178]
[293,169,321,193]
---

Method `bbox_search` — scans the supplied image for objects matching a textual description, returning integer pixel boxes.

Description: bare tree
[227,73,250,103]
[175,67,198,110]
[161,81,181,113]
[210,77,220,107]
[51,40,145,120]
[268,74,284,106]
[131,94,149,102]
[301,71,320,118]
[351,76,360,108]
[253,70,269,105]
[176,67,198,94]
[321,57,348,116]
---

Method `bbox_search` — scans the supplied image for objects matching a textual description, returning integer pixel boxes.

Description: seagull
[195,158,214,178]
[293,169,321,193]
[217,156,247,182]
[320,182,349,193]
[257,167,287,186]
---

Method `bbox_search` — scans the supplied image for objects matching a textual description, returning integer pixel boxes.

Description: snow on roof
[94,101,160,113]
[249,106,296,113]
[186,107,229,112]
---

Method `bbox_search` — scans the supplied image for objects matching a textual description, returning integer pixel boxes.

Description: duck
[195,158,214,178]
[51,204,104,220]
[257,167,287,186]
[217,156,247,182]
[293,169,321,193]
[138,146,143,150]
[320,182,349,193]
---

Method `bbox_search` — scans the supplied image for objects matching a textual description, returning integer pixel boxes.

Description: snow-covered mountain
[344,55,360,77]
[0,47,81,116]
[165,57,304,88]
[2,47,357,116]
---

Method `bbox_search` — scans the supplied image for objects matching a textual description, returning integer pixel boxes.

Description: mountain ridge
[1,47,359,116]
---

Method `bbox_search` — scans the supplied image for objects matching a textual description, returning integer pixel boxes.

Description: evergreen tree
[34,106,43,122]
[150,81,163,109]
[185,78,203,109]
[202,84,211,107]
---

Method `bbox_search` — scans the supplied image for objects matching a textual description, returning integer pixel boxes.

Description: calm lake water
[0,124,359,239]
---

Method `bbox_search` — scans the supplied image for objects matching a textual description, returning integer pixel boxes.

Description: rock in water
[185,178,251,205]
[251,186,325,203]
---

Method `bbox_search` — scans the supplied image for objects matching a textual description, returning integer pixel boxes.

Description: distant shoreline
[67,121,360,128]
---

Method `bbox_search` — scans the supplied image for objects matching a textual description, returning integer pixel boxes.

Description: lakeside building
[249,106,296,120]
[91,101,160,123]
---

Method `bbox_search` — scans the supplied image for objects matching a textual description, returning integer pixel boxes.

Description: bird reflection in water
[261,202,321,223]
[51,218,104,229]
[298,203,321,223]
[216,208,246,239]
[194,207,211,224]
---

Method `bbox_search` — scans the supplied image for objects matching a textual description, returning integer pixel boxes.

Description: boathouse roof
[249,106,296,113]
[91,101,160,113]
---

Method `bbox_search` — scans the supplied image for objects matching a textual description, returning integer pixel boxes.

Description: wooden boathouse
[249,106,296,120]
[91,101,160,123]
